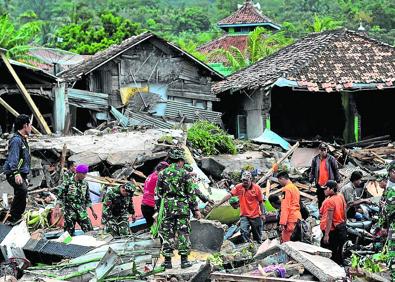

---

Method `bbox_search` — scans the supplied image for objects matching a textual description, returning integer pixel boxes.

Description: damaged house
[213,29,395,142]
[57,32,224,132]
[0,48,57,135]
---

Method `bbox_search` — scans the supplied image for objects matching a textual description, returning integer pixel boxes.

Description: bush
[187,121,236,155]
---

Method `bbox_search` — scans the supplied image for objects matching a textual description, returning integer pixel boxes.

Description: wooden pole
[256,142,300,185]
[0,97,41,135]
[1,52,52,134]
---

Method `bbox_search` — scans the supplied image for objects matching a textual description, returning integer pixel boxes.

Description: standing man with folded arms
[3,114,32,225]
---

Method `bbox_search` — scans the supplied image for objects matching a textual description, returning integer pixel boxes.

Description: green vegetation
[187,121,237,155]
[0,0,394,62]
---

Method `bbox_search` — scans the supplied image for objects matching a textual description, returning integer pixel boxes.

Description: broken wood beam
[0,97,41,135]
[59,144,67,183]
[1,52,52,134]
[257,142,300,185]
[343,135,390,148]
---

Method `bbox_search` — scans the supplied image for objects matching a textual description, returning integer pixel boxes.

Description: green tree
[211,27,294,72]
[53,12,141,54]
[306,15,343,32]
[0,13,41,61]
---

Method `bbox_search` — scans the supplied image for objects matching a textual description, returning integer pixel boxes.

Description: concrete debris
[280,241,346,281]
[190,219,225,252]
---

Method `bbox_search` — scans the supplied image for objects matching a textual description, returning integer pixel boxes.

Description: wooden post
[0,97,41,135]
[1,52,52,134]
[256,142,300,185]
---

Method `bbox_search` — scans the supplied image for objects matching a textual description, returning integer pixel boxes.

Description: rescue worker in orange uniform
[277,171,302,242]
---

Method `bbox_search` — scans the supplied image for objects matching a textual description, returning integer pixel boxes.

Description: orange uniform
[231,183,263,218]
[280,182,302,242]
[320,193,346,231]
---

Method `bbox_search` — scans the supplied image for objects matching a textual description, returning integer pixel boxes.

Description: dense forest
[0,0,394,59]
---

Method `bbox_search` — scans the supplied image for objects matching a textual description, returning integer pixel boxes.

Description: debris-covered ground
[0,122,393,281]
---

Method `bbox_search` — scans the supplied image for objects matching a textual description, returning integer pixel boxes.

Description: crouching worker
[320,180,347,265]
[55,164,98,235]
[102,183,136,236]
[216,171,266,243]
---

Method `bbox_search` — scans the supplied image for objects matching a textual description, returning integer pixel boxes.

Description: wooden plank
[295,182,316,193]
[0,97,41,135]
[167,89,220,101]
[211,272,310,282]
[1,52,52,134]
[257,142,300,185]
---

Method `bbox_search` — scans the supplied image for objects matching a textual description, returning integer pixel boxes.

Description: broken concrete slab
[199,157,225,179]
[254,238,281,260]
[190,219,225,252]
[279,241,332,258]
[30,129,184,166]
[280,242,346,281]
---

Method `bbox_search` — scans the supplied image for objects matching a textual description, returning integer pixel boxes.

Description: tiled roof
[197,34,248,63]
[212,29,395,94]
[218,0,275,26]
[59,32,223,81]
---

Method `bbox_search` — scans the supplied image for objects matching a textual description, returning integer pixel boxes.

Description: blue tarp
[252,129,291,150]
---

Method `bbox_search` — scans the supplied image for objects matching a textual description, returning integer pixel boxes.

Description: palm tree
[307,15,343,32]
[0,14,41,62]
[210,27,294,72]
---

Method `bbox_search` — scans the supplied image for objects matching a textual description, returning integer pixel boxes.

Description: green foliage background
[0,0,394,58]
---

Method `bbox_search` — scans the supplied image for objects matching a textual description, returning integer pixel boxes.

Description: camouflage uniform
[156,163,198,257]
[184,164,211,203]
[62,170,74,184]
[102,184,135,236]
[380,162,395,279]
[383,179,395,279]
[56,176,93,235]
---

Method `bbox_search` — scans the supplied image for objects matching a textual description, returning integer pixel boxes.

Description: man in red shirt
[320,180,347,265]
[309,143,341,209]
[277,171,302,242]
[216,171,266,243]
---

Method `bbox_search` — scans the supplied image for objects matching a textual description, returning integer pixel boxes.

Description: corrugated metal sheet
[165,100,222,124]
[68,88,109,110]
[126,110,173,129]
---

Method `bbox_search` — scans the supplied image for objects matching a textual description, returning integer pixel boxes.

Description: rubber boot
[161,256,172,269]
[181,255,192,269]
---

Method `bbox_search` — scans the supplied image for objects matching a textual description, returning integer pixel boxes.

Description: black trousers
[141,204,156,228]
[321,223,347,265]
[6,174,28,221]
[316,184,326,209]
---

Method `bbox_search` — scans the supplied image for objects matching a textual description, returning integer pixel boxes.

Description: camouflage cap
[241,171,253,181]
[122,183,135,194]
[168,148,185,160]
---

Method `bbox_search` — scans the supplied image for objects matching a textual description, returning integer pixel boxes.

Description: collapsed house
[198,0,280,75]
[55,32,224,133]
[0,48,57,135]
[213,29,395,142]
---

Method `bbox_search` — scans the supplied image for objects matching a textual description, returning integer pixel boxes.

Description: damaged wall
[66,35,222,128]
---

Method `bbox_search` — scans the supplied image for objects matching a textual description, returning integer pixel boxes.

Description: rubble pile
[0,126,393,281]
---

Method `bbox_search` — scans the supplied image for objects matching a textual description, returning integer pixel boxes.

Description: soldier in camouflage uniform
[156,148,202,269]
[184,164,214,206]
[56,164,98,235]
[382,161,395,279]
[102,183,136,236]
[62,160,76,184]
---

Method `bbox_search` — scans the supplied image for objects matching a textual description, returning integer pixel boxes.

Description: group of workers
[2,115,395,276]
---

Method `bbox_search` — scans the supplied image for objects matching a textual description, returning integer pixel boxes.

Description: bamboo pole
[256,142,300,185]
[1,52,52,134]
